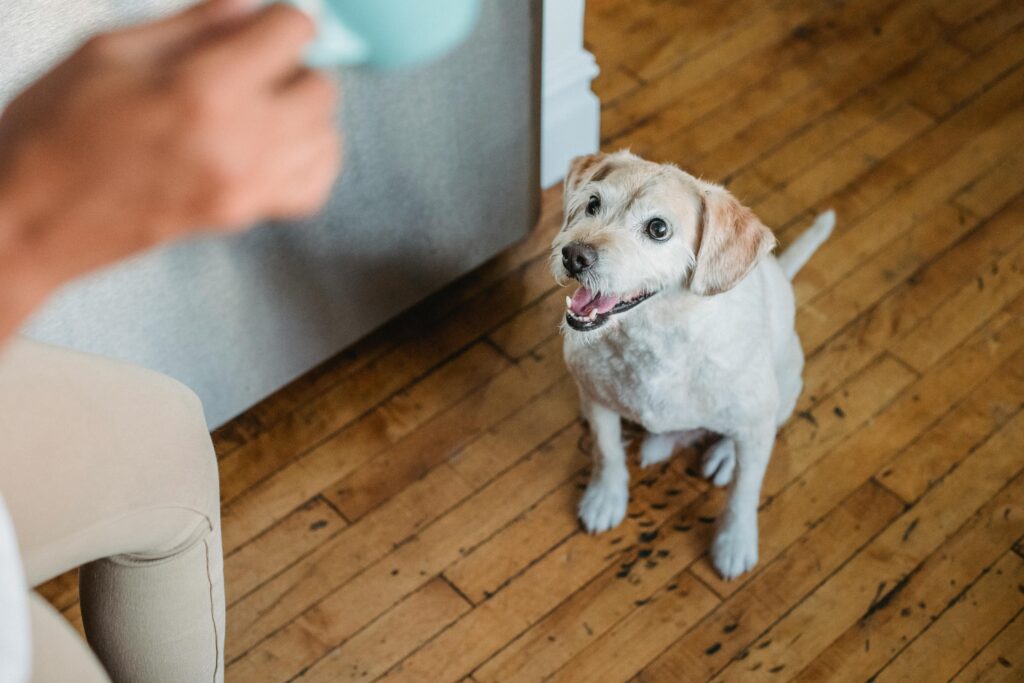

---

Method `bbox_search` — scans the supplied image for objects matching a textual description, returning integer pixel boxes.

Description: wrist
[0,177,61,336]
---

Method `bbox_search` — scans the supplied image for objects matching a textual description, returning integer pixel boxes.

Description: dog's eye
[646,217,670,241]
[586,195,601,216]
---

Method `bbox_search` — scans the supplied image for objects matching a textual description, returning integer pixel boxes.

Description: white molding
[541,0,600,188]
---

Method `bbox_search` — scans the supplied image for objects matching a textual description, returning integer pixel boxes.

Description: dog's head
[550,150,776,333]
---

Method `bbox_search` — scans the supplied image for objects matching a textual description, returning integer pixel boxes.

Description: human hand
[0,0,341,288]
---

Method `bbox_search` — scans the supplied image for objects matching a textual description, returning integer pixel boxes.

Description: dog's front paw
[711,516,758,580]
[702,438,736,487]
[578,479,629,534]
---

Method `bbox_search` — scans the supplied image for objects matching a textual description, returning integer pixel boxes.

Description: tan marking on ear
[590,161,616,183]
[690,185,777,296]
[565,153,609,191]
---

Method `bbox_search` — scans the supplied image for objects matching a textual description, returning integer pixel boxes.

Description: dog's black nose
[562,242,598,276]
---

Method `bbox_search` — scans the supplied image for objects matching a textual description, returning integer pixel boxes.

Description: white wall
[541,0,600,187]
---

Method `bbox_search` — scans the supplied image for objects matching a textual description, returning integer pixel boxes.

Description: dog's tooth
[565,296,572,309]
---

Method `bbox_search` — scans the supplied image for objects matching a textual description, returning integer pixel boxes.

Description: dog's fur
[552,150,834,579]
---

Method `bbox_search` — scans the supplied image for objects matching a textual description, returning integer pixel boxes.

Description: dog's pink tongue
[570,287,619,315]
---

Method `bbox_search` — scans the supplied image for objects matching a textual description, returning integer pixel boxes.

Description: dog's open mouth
[564,286,655,331]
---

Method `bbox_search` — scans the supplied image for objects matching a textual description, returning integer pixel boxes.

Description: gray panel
[2,0,540,426]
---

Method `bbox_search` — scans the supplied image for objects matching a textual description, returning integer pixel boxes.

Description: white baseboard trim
[541,0,600,188]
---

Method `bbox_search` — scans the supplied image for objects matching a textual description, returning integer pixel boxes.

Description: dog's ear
[565,153,608,193]
[689,183,776,296]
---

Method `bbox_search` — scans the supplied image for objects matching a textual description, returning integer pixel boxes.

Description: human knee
[147,375,218,516]
[114,368,220,545]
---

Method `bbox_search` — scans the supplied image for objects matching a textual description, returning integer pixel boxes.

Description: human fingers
[186,3,315,88]
[111,0,258,55]
[260,128,341,220]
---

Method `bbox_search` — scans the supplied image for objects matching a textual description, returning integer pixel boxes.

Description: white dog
[552,150,834,579]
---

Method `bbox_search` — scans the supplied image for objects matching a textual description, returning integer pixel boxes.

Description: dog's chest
[564,330,710,432]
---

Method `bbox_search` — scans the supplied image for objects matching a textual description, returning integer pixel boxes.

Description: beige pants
[0,338,225,682]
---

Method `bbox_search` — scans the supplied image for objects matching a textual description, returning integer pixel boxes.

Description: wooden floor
[41,0,1024,680]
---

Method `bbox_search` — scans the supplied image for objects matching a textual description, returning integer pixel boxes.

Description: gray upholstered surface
[1,0,540,426]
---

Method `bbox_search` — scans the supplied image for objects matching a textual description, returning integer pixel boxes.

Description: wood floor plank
[750,103,934,229]
[590,65,643,108]
[220,341,508,553]
[590,0,775,107]
[955,148,1024,217]
[770,57,1024,251]
[722,63,936,207]
[932,0,1004,30]
[796,202,979,351]
[224,372,580,645]
[873,552,1024,683]
[35,569,77,613]
[442,475,586,604]
[585,0,758,88]
[487,287,562,360]
[951,0,1024,55]
[377,462,698,683]
[950,609,1024,683]
[636,481,903,683]
[763,354,918,507]
[612,1,766,85]
[216,331,501,506]
[890,236,1024,372]
[917,23,1024,117]
[602,0,846,145]
[791,101,1024,306]
[798,162,1024,355]
[545,571,720,683]
[793,467,1024,682]
[61,602,84,638]
[681,0,951,182]
[297,578,471,683]
[709,401,1024,682]
[875,345,1024,504]
[950,0,1024,54]
[227,423,587,674]
[628,0,930,159]
[651,47,822,164]
[224,496,345,606]
[471,478,717,683]
[323,338,567,521]
[797,195,1024,413]
[225,460,475,669]
[744,40,964,189]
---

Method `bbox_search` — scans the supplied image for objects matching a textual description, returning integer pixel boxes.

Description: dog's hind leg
[639,429,707,468]
[701,437,736,487]
[578,400,630,534]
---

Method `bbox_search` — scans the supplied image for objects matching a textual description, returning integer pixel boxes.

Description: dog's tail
[778,209,835,280]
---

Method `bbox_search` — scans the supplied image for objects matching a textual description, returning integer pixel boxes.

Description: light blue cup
[283,0,482,69]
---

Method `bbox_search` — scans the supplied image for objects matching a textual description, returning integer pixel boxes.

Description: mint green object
[283,0,482,69]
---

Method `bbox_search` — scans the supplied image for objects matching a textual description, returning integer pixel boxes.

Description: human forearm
[0,195,57,342]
